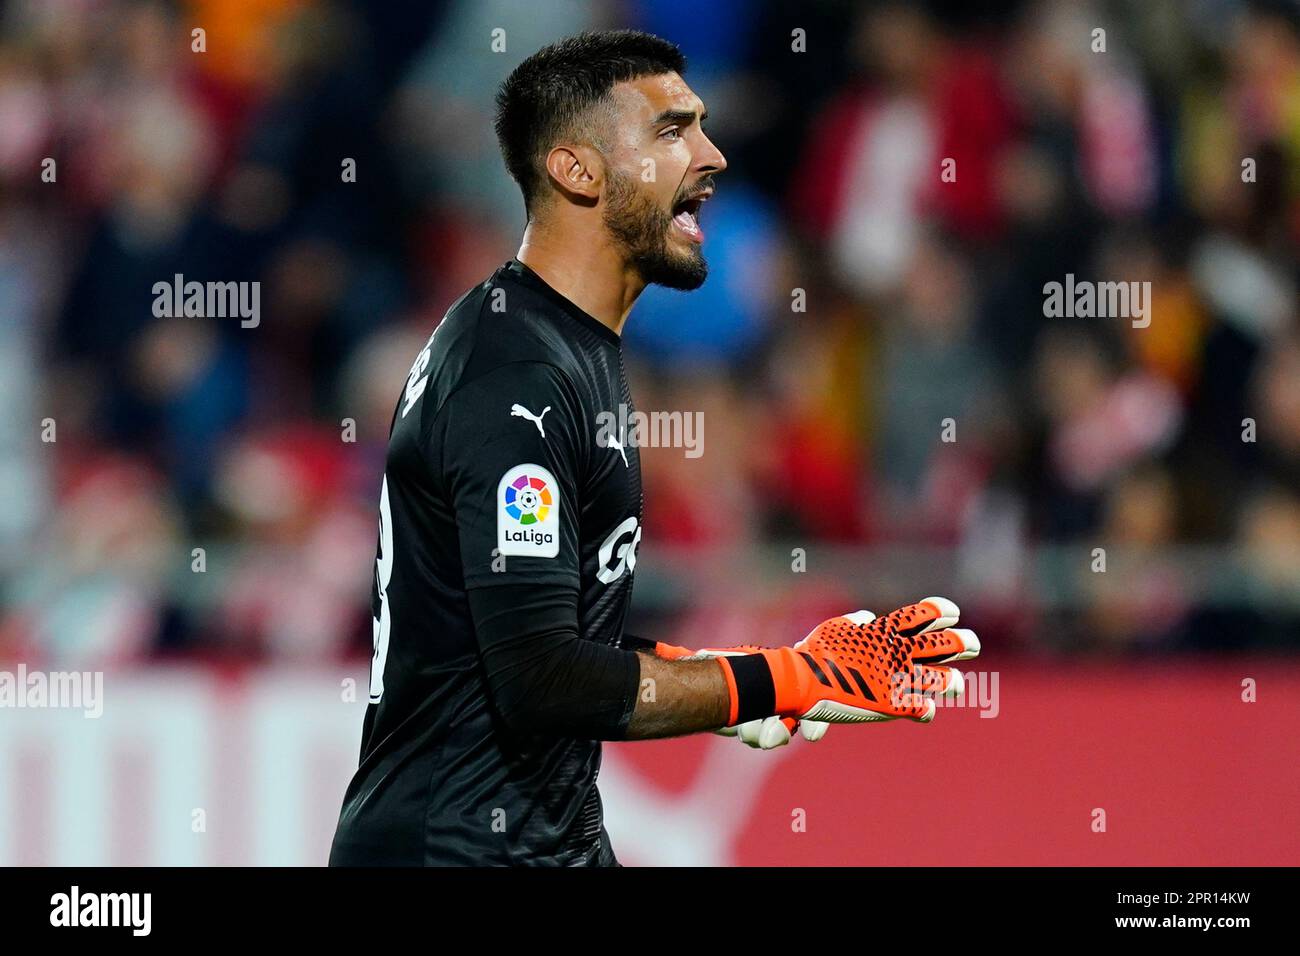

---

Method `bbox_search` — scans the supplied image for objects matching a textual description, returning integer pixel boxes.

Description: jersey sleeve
[436,361,586,590]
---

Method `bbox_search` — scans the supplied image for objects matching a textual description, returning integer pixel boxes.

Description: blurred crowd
[0,0,1297,667]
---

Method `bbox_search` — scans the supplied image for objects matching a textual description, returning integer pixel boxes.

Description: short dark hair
[494,30,686,216]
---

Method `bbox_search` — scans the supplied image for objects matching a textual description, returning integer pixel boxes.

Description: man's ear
[543,144,603,206]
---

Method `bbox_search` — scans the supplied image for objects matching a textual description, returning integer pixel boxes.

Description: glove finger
[799,719,829,742]
[893,692,937,723]
[735,719,762,746]
[760,716,794,749]
[909,627,980,665]
[913,664,963,697]
[880,597,960,638]
[737,716,792,749]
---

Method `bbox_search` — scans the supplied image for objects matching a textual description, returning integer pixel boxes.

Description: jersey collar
[503,259,623,349]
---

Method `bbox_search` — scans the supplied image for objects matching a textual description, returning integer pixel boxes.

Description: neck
[516,221,645,337]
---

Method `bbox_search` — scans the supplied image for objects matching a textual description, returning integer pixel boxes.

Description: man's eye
[660,128,680,141]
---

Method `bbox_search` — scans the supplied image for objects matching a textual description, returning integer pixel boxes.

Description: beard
[602,169,709,291]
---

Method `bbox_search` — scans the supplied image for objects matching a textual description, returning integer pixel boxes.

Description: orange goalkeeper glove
[652,641,829,749]
[713,598,980,727]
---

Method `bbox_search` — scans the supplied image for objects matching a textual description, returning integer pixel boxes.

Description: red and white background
[2,660,1295,866]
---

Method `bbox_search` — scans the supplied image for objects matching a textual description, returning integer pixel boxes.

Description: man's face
[600,73,727,290]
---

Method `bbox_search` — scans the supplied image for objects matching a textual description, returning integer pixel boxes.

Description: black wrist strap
[725,654,778,725]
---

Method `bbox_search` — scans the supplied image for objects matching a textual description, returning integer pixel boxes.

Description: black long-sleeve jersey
[329,259,645,866]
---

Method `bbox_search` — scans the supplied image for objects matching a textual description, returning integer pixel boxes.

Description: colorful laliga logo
[497,463,560,557]
[504,472,552,524]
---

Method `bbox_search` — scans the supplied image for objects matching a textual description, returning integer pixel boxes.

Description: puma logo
[605,430,628,467]
[510,403,551,438]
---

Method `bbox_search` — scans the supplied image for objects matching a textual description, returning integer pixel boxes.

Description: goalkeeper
[331,30,980,867]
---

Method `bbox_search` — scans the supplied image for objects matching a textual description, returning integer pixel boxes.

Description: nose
[698,132,727,175]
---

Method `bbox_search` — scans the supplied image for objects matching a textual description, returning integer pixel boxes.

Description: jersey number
[370,477,394,703]
[401,330,436,418]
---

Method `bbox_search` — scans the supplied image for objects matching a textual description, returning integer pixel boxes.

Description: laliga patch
[497,463,560,557]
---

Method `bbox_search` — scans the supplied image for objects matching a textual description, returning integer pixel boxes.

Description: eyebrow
[650,107,708,127]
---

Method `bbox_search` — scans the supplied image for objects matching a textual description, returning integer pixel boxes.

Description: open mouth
[671,193,708,243]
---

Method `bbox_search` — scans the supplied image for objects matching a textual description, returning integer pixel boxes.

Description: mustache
[674,176,716,205]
